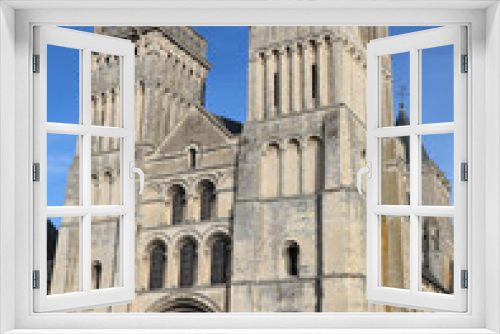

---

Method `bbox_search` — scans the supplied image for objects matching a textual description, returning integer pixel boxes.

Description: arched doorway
[159,298,216,313]
[162,300,212,312]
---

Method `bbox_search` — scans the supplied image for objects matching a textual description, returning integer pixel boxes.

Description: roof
[213,115,244,135]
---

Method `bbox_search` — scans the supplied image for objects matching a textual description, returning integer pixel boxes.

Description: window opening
[179,240,197,288]
[287,242,300,277]
[149,242,166,290]
[211,238,230,285]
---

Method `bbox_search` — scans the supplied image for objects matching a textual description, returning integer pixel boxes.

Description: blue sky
[47,26,454,227]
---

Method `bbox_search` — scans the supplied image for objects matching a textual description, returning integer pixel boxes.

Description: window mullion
[409,48,420,294]
[81,48,92,294]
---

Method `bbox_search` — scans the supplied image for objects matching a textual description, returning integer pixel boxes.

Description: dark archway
[162,299,213,312]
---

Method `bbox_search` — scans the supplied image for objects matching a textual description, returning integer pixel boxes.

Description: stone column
[113,87,120,150]
[303,41,314,110]
[330,38,344,106]
[199,248,210,286]
[181,65,189,100]
[195,70,202,107]
[135,83,143,143]
[279,47,289,115]
[248,53,257,121]
[176,99,184,124]
[169,96,177,131]
[166,56,174,89]
[291,44,301,113]
[174,56,182,94]
[141,83,149,143]
[91,96,98,152]
[154,84,162,144]
[278,144,285,197]
[186,194,196,222]
[97,94,105,151]
[317,37,329,107]
[104,90,113,151]
[299,142,304,194]
[161,91,169,138]
[167,248,176,288]
[257,53,266,120]
[264,50,275,119]
[113,170,120,205]
[102,171,110,206]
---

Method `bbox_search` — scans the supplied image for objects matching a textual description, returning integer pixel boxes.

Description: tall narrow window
[287,242,300,277]
[92,261,102,290]
[201,78,206,107]
[200,180,216,221]
[179,240,197,287]
[274,72,279,109]
[188,148,197,169]
[311,63,318,99]
[171,185,186,225]
[211,238,230,285]
[149,242,166,290]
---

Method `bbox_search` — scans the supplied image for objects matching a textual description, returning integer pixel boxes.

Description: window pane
[421,133,454,206]
[47,45,80,124]
[48,216,80,295]
[47,133,80,206]
[380,215,410,290]
[380,52,410,127]
[421,45,454,124]
[91,52,121,127]
[91,136,121,206]
[421,216,454,295]
[381,136,410,205]
[91,215,121,290]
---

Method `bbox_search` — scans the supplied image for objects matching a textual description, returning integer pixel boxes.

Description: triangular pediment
[153,109,235,157]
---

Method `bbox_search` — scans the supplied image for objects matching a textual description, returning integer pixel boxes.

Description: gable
[157,111,232,156]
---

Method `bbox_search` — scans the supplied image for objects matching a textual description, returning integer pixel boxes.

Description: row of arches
[90,236,303,292]
[167,179,216,224]
[147,235,230,290]
[260,137,321,198]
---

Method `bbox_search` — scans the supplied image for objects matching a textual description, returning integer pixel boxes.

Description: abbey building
[50,26,454,313]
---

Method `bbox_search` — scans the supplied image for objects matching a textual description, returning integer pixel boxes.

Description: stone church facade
[50,26,454,313]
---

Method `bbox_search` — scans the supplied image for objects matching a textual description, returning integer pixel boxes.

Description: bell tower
[247,26,388,122]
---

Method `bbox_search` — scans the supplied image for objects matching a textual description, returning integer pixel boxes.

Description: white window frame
[365,26,467,312]
[0,1,498,333]
[33,26,136,313]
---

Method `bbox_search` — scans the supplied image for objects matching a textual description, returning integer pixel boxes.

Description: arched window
[92,261,102,290]
[179,240,197,287]
[200,181,216,221]
[149,242,166,290]
[211,238,230,285]
[287,242,300,277]
[188,148,197,169]
[171,185,186,225]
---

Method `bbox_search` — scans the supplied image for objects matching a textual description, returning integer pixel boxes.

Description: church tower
[232,26,390,312]
[50,27,212,308]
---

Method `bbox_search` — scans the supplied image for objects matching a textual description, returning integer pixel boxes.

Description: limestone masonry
[50,26,453,313]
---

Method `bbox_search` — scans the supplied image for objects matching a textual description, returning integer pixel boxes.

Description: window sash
[33,26,136,313]
[9,5,488,330]
[366,26,467,312]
